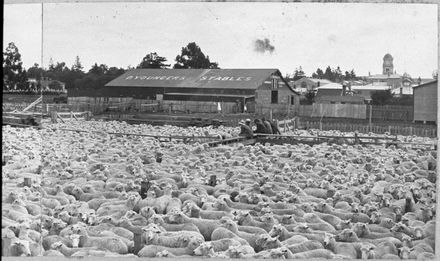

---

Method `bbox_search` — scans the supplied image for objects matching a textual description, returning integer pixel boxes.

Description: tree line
[2,42,219,92]
[286,66,360,82]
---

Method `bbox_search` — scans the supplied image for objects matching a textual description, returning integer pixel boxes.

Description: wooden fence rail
[298,120,437,138]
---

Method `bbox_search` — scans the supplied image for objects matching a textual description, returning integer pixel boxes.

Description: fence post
[369,104,372,132]
[51,111,57,123]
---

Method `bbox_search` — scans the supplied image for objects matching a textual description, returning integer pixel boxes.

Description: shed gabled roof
[105,69,286,90]
[412,80,437,89]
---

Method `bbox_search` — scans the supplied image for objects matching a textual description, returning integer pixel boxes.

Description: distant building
[368,73,402,89]
[28,77,66,93]
[290,77,332,94]
[315,83,366,104]
[391,86,413,96]
[365,54,428,90]
[351,84,390,102]
[413,80,437,124]
[69,68,299,115]
[315,83,344,97]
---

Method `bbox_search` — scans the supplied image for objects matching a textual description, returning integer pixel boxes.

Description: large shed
[69,68,299,115]
[413,80,437,124]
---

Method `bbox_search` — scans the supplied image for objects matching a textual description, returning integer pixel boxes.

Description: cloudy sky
[3,2,438,78]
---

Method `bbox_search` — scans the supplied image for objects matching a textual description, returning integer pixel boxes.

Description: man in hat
[268,119,281,135]
[254,119,267,134]
[262,118,273,134]
[239,119,253,138]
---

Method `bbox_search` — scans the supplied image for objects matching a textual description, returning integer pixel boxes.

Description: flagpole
[40,3,43,101]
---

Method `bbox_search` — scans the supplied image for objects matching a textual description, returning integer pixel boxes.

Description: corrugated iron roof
[316,83,343,89]
[368,74,401,79]
[307,78,333,84]
[412,80,437,89]
[316,95,365,103]
[316,88,343,97]
[352,84,390,91]
[164,92,254,99]
[105,69,283,90]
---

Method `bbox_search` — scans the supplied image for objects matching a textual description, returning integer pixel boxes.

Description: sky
[3,2,438,78]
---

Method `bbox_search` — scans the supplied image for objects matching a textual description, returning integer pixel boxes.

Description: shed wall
[413,82,437,123]
[255,83,299,117]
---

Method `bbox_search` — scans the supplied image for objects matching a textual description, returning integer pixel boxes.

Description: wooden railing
[50,111,92,123]
[277,117,298,133]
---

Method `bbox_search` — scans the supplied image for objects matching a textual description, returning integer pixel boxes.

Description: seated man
[269,119,281,135]
[238,120,254,138]
[262,118,273,134]
[254,119,267,134]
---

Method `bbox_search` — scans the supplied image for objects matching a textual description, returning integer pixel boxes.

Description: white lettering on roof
[126,75,251,81]
[198,76,252,81]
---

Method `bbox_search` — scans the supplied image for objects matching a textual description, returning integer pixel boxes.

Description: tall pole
[40,3,43,100]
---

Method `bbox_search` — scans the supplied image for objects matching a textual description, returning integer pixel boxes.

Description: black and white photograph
[2,0,439,259]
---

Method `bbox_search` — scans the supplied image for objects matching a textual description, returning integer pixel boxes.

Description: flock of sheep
[2,120,437,259]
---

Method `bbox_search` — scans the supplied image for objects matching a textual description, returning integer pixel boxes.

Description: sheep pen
[1,120,437,259]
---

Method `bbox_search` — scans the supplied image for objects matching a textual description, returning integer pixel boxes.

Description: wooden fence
[299,104,414,122]
[311,104,367,119]
[368,105,413,122]
[299,120,437,138]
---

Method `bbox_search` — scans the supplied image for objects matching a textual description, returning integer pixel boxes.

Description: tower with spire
[382,53,394,75]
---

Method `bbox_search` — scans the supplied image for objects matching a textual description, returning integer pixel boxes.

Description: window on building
[290,96,295,105]
[301,82,307,89]
[271,90,278,104]
[272,79,278,90]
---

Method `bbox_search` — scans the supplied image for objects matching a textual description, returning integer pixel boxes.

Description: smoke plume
[254,38,275,54]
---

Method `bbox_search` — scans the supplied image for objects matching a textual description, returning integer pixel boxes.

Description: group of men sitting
[238,118,281,138]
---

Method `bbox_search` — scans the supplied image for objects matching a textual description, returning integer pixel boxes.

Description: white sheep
[137,237,203,257]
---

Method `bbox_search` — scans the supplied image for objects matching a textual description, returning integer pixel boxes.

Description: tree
[349,69,356,80]
[138,52,170,69]
[173,42,219,69]
[3,42,27,91]
[74,64,125,90]
[48,58,54,71]
[323,66,334,82]
[27,63,45,81]
[88,63,108,75]
[48,80,63,91]
[334,66,343,82]
[72,56,83,72]
[312,68,324,79]
[371,90,393,105]
[292,66,305,81]
[106,67,126,77]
